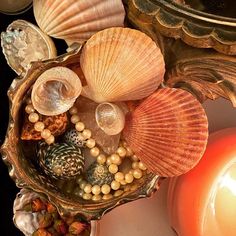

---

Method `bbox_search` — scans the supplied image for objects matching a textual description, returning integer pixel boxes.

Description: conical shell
[31,66,82,116]
[80,27,165,103]
[123,88,208,177]
[33,0,125,43]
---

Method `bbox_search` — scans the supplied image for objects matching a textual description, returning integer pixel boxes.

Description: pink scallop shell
[123,88,209,177]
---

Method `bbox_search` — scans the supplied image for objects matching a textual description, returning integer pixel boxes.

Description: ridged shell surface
[80,27,165,103]
[39,142,85,180]
[123,88,208,177]
[33,0,125,43]
[31,66,82,116]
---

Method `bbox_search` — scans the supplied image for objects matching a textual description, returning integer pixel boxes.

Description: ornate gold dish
[0,46,159,221]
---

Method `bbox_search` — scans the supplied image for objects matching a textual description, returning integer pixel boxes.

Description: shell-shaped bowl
[0,46,160,220]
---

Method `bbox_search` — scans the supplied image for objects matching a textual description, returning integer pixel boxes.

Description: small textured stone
[86,162,114,186]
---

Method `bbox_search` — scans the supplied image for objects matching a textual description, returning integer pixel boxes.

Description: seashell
[33,0,125,43]
[86,162,114,186]
[64,129,86,148]
[1,20,56,75]
[21,111,68,140]
[95,102,125,135]
[31,66,82,116]
[39,142,85,180]
[80,27,165,103]
[123,88,208,177]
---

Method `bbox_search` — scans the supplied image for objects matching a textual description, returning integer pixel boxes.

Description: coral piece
[80,27,165,103]
[21,112,68,140]
[123,88,208,177]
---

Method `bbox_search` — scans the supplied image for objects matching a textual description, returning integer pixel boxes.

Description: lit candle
[168,128,236,236]
[0,0,32,14]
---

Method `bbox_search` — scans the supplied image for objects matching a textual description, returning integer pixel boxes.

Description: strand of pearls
[25,99,55,145]
[68,106,147,201]
[25,101,147,201]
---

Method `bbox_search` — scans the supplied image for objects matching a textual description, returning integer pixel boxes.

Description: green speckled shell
[38,142,84,180]
[86,162,114,186]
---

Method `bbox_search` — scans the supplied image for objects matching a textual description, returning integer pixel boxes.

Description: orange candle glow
[168,128,236,236]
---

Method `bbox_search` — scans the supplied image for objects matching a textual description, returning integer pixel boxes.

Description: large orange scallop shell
[80,27,165,103]
[123,88,209,177]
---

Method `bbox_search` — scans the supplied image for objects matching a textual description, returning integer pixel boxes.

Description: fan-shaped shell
[31,66,82,116]
[123,88,209,177]
[80,27,165,103]
[33,0,125,43]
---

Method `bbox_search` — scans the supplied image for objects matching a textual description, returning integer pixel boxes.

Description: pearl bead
[111,180,120,190]
[122,141,128,147]
[83,193,92,200]
[132,162,139,169]
[26,98,32,104]
[101,184,111,195]
[102,194,113,200]
[28,112,39,123]
[125,173,134,183]
[92,195,102,201]
[133,169,143,179]
[97,154,106,165]
[76,176,83,184]
[130,184,138,191]
[115,172,124,182]
[131,155,139,162]
[108,164,118,174]
[79,180,87,190]
[74,187,84,197]
[90,147,100,157]
[45,135,55,145]
[138,161,147,171]
[116,147,126,157]
[120,180,127,186]
[34,121,45,132]
[71,114,80,124]
[86,138,96,149]
[106,157,112,166]
[129,169,134,175]
[114,190,124,197]
[25,104,35,114]
[41,129,51,139]
[124,185,131,192]
[82,129,92,139]
[75,122,85,131]
[69,107,78,115]
[84,184,92,194]
[126,147,133,156]
[92,185,101,195]
[111,154,121,165]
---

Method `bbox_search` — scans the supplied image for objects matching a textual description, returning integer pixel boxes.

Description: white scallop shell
[80,27,165,103]
[31,66,82,116]
[33,0,125,43]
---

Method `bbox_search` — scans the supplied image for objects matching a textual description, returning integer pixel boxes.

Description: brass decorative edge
[124,0,236,55]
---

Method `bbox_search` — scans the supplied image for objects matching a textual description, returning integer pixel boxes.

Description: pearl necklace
[25,100,147,201]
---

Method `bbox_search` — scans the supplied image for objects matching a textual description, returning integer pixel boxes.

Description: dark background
[0,7,66,235]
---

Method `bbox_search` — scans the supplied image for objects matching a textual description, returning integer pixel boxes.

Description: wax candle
[167,128,236,236]
[0,0,32,14]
